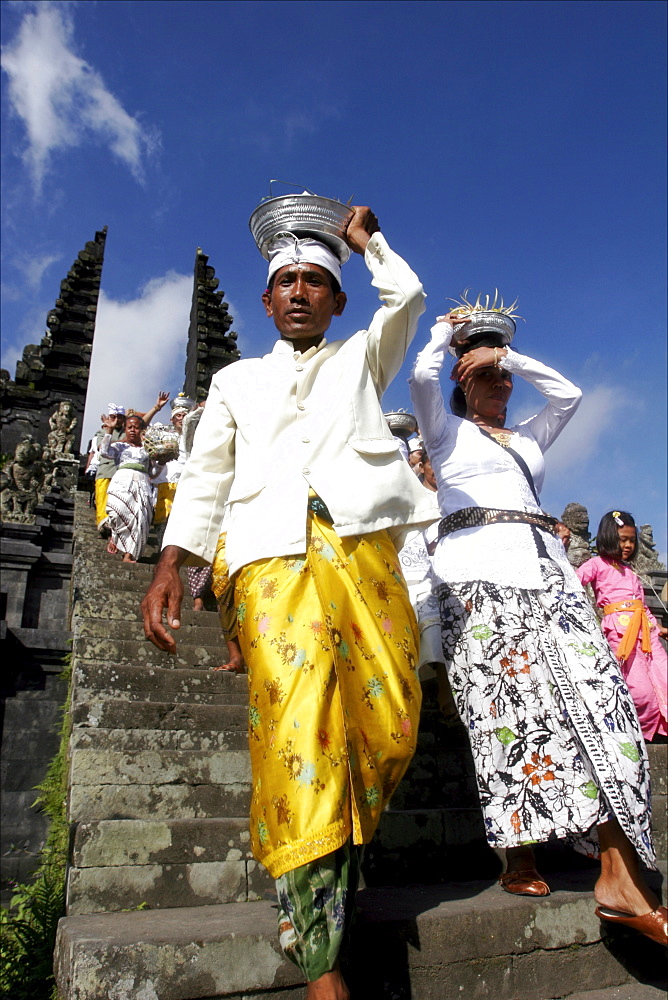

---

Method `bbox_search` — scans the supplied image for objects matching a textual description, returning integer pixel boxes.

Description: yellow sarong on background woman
[235,508,422,879]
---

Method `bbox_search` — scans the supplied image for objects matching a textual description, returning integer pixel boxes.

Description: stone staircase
[54,493,666,999]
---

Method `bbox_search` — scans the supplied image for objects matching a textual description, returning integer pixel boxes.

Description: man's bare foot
[193,597,205,611]
[121,553,136,563]
[306,968,349,1000]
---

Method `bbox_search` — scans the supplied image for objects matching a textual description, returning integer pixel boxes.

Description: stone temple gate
[0,231,239,902]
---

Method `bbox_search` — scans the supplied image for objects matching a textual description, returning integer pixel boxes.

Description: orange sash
[602,599,652,663]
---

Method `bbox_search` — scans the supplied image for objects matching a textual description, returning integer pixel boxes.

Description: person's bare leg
[193,597,205,611]
[504,845,537,873]
[595,818,660,916]
[306,967,349,1000]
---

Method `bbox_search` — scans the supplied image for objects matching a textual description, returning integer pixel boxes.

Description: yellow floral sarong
[153,482,177,525]
[235,508,421,879]
[94,478,111,525]
[211,533,237,639]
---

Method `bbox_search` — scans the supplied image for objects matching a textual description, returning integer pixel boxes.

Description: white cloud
[24,251,61,290]
[1,2,157,192]
[545,385,622,473]
[81,272,192,448]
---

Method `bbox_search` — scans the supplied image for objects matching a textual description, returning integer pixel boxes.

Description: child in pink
[578,510,667,741]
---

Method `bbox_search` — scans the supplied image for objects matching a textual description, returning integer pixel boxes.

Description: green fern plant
[0,656,71,999]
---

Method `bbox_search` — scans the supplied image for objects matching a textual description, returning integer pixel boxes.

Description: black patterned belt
[307,495,334,523]
[438,506,558,540]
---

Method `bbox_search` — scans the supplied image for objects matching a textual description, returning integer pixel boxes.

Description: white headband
[267,235,342,287]
[108,403,126,415]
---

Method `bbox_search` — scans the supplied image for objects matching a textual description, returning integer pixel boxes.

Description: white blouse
[409,320,582,591]
[99,436,151,474]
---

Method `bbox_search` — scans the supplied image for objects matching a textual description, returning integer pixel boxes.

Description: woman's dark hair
[267,270,341,296]
[596,510,637,561]
[450,384,467,417]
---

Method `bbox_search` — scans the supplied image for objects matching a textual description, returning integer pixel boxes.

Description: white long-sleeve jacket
[409,319,583,590]
[163,233,439,575]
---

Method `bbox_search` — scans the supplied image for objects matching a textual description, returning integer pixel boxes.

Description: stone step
[72,662,248,702]
[73,595,220,627]
[68,746,251,790]
[75,617,226,647]
[71,817,253,868]
[67,818,272,915]
[73,633,227,669]
[70,727,248,752]
[71,700,248,732]
[68,778,251,823]
[564,988,667,1000]
[53,872,667,1000]
[66,854,270,915]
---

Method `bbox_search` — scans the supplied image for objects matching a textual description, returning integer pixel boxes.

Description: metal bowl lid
[249,192,354,263]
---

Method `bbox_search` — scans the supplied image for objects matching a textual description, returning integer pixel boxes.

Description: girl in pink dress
[577,511,668,741]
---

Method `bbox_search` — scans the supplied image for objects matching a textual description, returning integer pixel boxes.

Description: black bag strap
[478,428,541,506]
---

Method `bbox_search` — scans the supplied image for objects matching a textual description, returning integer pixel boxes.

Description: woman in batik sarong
[100,414,157,563]
[577,511,667,742]
[409,301,667,947]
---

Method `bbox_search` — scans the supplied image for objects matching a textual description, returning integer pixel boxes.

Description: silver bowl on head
[449,311,516,357]
[385,410,418,440]
[249,190,354,263]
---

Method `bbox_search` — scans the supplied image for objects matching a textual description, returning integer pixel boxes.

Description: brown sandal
[499,868,550,897]
[595,904,667,946]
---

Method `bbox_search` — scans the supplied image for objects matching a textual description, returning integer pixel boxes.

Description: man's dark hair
[267,270,341,296]
[596,510,637,561]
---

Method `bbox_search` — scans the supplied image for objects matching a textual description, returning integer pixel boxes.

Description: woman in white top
[99,414,157,563]
[409,310,666,947]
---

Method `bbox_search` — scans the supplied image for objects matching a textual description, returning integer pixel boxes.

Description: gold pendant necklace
[486,428,513,447]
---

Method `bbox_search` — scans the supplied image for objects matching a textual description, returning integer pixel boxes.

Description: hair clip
[612,511,624,526]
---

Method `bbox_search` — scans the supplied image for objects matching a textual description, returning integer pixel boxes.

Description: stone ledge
[54,876,667,1000]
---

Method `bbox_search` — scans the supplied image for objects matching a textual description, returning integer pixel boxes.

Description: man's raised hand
[345,206,380,255]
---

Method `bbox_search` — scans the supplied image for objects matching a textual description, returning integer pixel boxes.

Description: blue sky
[2,0,666,557]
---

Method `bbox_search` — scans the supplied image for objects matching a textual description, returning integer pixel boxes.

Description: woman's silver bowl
[450,311,516,357]
[385,411,418,440]
[249,194,354,262]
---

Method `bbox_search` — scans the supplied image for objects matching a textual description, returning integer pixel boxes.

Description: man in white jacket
[142,206,436,1000]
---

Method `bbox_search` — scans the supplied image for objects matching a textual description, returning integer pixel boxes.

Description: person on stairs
[141,204,438,1000]
[409,300,667,948]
